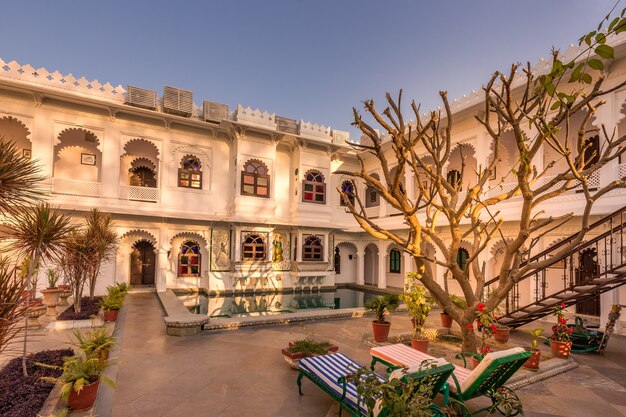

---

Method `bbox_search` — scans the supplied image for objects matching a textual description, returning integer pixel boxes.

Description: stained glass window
[241,160,270,198]
[302,170,326,204]
[178,156,202,189]
[178,240,201,277]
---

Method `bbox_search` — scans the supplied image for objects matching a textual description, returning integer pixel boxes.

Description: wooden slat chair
[370,344,530,416]
[297,352,455,417]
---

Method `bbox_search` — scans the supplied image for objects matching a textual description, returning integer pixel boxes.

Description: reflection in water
[176,288,381,318]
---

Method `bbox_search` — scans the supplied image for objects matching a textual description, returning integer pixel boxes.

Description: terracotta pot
[68,379,100,411]
[410,338,429,353]
[471,356,481,369]
[493,325,510,343]
[523,350,541,370]
[372,320,391,342]
[103,309,119,322]
[550,339,572,359]
[440,313,453,328]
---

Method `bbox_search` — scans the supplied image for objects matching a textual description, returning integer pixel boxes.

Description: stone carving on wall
[272,231,291,271]
[211,228,231,271]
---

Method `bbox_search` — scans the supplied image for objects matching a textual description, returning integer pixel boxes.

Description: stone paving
[109,293,626,417]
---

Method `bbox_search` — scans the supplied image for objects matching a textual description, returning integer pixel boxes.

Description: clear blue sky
[0,1,617,136]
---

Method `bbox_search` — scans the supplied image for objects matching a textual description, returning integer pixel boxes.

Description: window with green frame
[389,249,401,273]
[456,248,469,270]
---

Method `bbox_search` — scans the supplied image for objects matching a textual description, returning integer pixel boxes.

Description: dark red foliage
[0,348,74,417]
[57,297,102,321]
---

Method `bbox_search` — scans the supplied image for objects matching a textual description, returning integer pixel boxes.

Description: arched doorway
[576,247,600,316]
[364,243,379,286]
[130,240,156,286]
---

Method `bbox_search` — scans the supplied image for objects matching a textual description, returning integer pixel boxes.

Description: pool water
[174,288,385,318]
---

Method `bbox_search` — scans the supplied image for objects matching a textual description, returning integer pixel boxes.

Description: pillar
[378,242,387,289]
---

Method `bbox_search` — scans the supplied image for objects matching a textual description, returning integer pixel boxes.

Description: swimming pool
[174,288,388,318]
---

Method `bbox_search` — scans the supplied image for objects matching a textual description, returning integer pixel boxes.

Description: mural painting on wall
[272,231,291,271]
[211,228,231,271]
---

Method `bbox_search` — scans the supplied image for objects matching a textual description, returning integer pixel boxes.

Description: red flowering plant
[467,303,498,359]
[551,303,572,342]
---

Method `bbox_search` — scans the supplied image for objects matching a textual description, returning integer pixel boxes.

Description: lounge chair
[370,344,530,416]
[296,352,454,417]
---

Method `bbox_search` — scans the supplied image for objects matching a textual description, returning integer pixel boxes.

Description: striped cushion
[370,343,471,392]
[300,353,385,415]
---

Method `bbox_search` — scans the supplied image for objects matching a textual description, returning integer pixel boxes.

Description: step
[523,305,544,312]
[510,311,527,318]
[573,285,597,292]
[593,276,616,284]
[555,291,577,299]
[498,317,514,324]
[538,298,561,306]
[613,266,626,274]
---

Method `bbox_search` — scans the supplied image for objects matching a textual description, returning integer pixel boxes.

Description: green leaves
[587,58,604,71]
[595,44,614,59]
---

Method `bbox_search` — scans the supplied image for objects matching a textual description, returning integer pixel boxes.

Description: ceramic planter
[493,325,511,343]
[550,339,572,358]
[410,338,429,353]
[25,300,47,328]
[281,342,339,369]
[440,313,453,328]
[68,379,100,411]
[58,285,72,307]
[523,350,541,370]
[372,321,391,342]
[41,288,63,316]
[103,309,119,322]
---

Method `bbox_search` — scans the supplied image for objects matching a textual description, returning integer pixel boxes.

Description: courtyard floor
[107,293,626,417]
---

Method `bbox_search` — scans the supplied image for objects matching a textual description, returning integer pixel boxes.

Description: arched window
[179,240,201,277]
[334,246,341,273]
[303,235,323,261]
[389,249,401,273]
[447,169,462,189]
[129,166,157,187]
[242,234,266,260]
[302,170,326,204]
[339,180,355,207]
[456,248,469,270]
[178,155,202,189]
[241,159,270,198]
[581,135,600,167]
[366,173,380,207]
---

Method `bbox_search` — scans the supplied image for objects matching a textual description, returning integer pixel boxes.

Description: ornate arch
[0,116,31,143]
[180,154,202,170]
[129,157,157,172]
[242,158,268,172]
[171,144,210,168]
[122,138,160,159]
[121,229,158,247]
[171,231,209,250]
[56,127,102,152]
[336,241,358,252]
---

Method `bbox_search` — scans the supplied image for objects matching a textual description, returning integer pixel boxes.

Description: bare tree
[337,15,626,352]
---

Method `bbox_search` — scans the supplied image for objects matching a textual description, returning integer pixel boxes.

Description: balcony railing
[52,178,101,198]
[119,185,159,203]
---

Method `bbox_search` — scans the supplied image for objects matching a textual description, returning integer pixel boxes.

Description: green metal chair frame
[297,356,455,417]
[448,351,531,416]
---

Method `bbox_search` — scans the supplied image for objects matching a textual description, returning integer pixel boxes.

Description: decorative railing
[52,178,101,198]
[618,163,626,180]
[119,185,159,203]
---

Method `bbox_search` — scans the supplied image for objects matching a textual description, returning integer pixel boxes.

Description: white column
[100,127,120,198]
[357,247,365,285]
[156,247,169,292]
[378,242,387,289]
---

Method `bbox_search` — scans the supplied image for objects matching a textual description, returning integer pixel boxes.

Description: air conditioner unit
[126,86,157,110]
[276,116,298,135]
[203,101,229,123]
[162,86,193,117]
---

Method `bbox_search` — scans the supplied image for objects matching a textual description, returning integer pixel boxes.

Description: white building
[0,36,624,331]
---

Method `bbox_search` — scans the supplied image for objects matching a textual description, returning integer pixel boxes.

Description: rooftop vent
[162,86,193,117]
[126,86,157,110]
[203,101,229,123]
[276,116,298,135]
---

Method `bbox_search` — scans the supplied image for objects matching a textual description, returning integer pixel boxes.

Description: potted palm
[40,352,114,411]
[523,328,544,370]
[41,268,63,316]
[365,294,401,342]
[404,272,435,352]
[72,328,116,361]
[99,292,123,322]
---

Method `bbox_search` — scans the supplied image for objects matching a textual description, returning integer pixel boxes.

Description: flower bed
[57,297,102,321]
[0,348,73,417]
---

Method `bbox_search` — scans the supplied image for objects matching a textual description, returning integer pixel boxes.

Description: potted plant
[365,294,401,343]
[467,303,498,368]
[41,268,63,316]
[99,292,123,322]
[39,352,115,411]
[440,294,466,329]
[549,303,573,358]
[281,338,339,369]
[72,328,116,361]
[403,272,435,352]
[523,328,544,370]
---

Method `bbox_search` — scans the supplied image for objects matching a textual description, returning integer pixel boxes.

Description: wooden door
[130,241,156,286]
[575,248,600,316]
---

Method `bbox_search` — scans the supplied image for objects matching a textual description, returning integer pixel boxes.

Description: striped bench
[297,353,385,416]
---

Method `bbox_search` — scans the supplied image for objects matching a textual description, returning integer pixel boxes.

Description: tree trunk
[461,322,478,354]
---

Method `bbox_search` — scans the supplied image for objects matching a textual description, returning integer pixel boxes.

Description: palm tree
[84,209,118,298]
[0,258,27,355]
[4,203,72,376]
[0,139,45,215]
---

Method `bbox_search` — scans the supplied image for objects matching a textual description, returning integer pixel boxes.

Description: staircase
[486,205,626,328]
